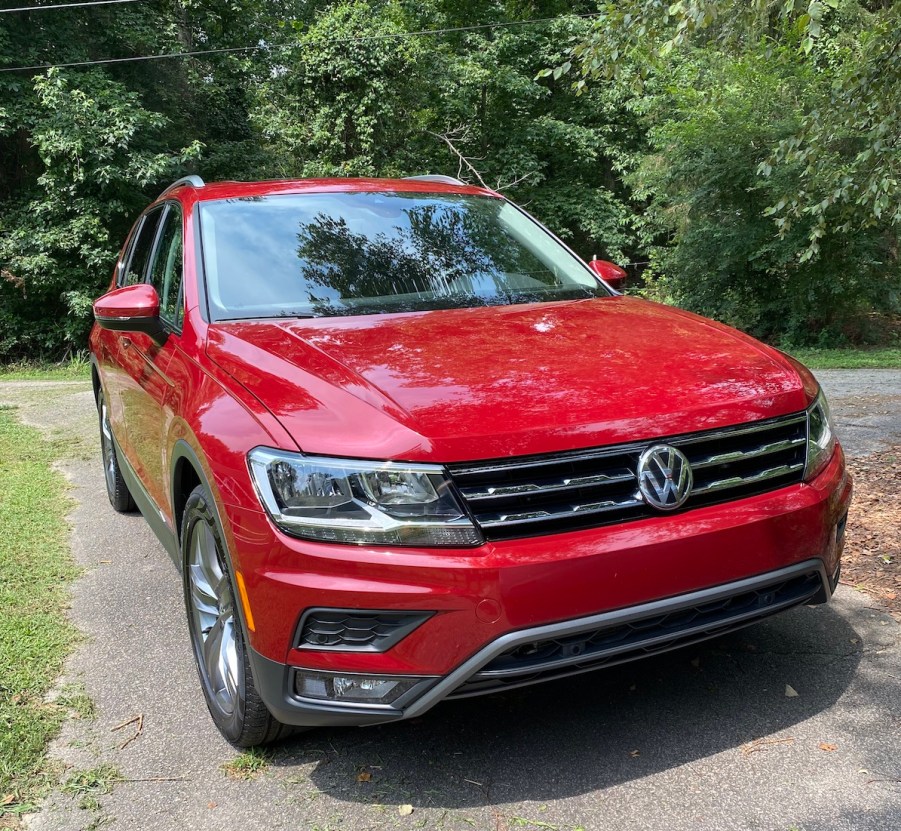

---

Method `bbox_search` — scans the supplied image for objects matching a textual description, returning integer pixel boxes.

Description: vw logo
[637,444,693,510]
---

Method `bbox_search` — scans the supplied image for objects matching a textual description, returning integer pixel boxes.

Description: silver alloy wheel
[99,398,117,495]
[187,520,240,716]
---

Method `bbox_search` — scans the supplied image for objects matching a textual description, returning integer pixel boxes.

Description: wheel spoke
[189,564,219,621]
[220,617,239,704]
[199,524,224,587]
[204,617,225,694]
[100,402,113,441]
[99,399,117,493]
[190,567,218,611]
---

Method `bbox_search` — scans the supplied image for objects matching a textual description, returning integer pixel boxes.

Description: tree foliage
[557,0,901,343]
[0,0,899,358]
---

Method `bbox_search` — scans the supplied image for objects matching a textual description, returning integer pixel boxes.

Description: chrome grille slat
[460,469,635,501]
[447,411,808,540]
[449,447,644,478]
[479,496,643,529]
[670,413,807,446]
[691,462,805,495]
[689,436,806,469]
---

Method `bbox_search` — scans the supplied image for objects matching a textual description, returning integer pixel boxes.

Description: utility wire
[0,0,140,14]
[0,12,600,73]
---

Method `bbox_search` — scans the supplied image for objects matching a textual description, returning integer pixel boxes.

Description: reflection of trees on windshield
[294,200,567,315]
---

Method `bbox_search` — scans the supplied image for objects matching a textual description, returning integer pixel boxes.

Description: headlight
[247,448,483,547]
[804,389,836,481]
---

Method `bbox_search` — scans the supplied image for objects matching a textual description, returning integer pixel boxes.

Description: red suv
[90,175,851,746]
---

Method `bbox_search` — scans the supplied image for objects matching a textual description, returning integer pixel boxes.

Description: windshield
[198,191,609,320]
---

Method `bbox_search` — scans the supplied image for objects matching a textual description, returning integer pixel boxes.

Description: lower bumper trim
[402,558,830,718]
[448,568,824,699]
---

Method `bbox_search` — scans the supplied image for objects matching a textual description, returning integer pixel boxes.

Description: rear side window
[122,206,164,286]
[147,204,184,327]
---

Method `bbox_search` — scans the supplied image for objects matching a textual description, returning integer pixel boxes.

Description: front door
[123,202,185,520]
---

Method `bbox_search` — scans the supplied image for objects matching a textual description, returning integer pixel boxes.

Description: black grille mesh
[297,609,431,652]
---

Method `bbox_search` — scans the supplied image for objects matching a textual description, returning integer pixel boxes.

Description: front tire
[97,389,136,513]
[181,484,295,746]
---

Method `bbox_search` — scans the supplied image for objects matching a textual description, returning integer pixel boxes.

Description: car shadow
[269,601,866,809]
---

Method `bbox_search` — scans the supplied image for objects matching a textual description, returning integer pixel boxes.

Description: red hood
[206,297,813,462]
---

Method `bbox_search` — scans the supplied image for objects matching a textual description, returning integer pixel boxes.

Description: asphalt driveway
[2,369,899,831]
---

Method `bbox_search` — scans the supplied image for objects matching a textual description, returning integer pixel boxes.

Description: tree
[0,0,288,359]
[554,0,901,342]
[0,70,199,356]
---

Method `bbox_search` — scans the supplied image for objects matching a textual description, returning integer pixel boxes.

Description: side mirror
[587,258,627,291]
[93,284,167,345]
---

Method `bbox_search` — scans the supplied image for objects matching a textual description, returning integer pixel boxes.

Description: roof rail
[403,174,466,186]
[158,174,205,199]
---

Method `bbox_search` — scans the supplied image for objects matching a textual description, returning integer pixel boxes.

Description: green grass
[786,346,901,369]
[0,355,91,382]
[0,408,79,816]
[220,748,271,780]
[61,764,123,811]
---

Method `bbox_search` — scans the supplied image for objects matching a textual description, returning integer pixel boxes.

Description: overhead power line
[0,0,140,14]
[0,12,600,73]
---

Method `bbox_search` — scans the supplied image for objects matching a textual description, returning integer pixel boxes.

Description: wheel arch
[170,439,217,545]
[89,352,101,403]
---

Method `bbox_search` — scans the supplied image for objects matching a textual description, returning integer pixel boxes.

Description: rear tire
[96,389,136,513]
[181,484,298,747]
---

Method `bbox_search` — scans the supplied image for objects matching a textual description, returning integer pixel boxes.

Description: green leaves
[557,0,900,343]
[0,69,199,359]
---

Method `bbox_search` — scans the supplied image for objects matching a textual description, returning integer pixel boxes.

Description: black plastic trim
[245,646,407,727]
[294,608,434,652]
[94,314,169,346]
[402,558,831,718]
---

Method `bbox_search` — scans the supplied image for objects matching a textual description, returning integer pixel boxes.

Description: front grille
[296,609,432,652]
[447,569,823,699]
[447,411,807,540]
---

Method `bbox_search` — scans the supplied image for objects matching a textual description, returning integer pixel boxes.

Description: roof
[161,177,499,206]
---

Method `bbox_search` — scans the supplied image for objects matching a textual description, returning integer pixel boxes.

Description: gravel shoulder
[0,373,898,831]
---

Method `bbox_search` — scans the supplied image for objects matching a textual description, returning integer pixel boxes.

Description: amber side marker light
[235,571,255,632]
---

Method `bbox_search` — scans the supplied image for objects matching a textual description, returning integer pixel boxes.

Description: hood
[206,297,812,462]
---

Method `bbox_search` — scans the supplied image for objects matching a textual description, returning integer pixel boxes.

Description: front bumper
[248,557,836,726]
[229,446,851,727]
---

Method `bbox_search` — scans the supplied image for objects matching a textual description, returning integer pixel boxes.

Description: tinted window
[147,204,184,326]
[123,207,164,286]
[199,192,608,320]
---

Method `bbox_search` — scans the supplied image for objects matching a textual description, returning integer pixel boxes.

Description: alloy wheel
[99,398,117,496]
[187,519,240,717]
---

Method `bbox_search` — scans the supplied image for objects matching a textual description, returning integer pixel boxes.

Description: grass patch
[0,409,80,816]
[787,346,901,369]
[0,355,91,382]
[220,749,271,780]
[54,684,97,722]
[61,764,123,810]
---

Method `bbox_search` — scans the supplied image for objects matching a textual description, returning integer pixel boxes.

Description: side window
[122,206,164,286]
[147,204,184,327]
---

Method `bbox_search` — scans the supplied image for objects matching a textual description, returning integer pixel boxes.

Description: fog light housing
[293,669,435,707]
